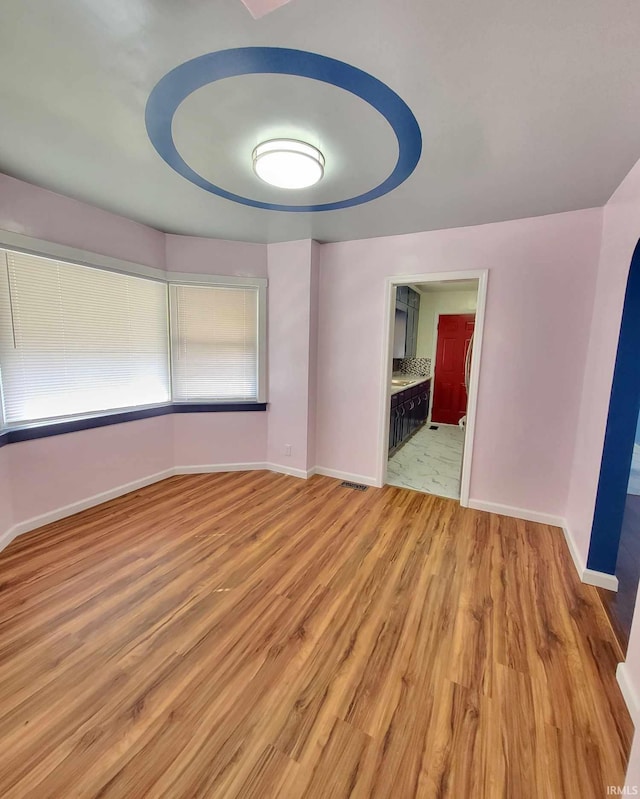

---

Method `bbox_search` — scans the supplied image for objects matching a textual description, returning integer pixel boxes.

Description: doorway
[377,270,488,505]
[590,238,640,650]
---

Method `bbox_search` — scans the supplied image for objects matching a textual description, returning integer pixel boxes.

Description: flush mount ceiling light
[252,139,325,189]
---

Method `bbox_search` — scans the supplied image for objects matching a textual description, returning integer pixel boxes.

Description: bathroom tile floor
[386,423,465,499]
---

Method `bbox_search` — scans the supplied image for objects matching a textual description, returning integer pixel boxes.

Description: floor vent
[340,481,369,492]
[429,425,439,430]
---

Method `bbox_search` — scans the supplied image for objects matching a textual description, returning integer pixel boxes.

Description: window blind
[170,284,258,402]
[0,250,170,425]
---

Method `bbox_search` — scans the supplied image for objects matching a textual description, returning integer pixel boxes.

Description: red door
[431,314,475,425]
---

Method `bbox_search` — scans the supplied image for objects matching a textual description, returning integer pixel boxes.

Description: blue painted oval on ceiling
[145,47,422,213]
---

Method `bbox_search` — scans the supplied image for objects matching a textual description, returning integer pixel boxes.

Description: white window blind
[0,250,170,425]
[170,284,259,402]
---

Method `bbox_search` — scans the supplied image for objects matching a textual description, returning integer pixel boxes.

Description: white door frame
[376,269,489,506]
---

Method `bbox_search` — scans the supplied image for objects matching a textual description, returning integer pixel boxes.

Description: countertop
[390,374,431,396]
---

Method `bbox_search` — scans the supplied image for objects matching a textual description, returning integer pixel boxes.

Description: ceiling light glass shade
[252,139,325,189]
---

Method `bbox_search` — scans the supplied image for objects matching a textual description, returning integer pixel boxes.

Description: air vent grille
[340,481,369,492]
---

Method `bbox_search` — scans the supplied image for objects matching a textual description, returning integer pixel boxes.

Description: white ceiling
[0,0,638,244]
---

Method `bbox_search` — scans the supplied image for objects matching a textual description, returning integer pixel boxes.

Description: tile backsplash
[393,357,431,377]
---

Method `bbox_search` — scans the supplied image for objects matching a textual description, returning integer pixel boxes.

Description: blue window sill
[0,402,267,449]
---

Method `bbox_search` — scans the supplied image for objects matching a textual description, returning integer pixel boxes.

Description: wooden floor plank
[0,472,633,798]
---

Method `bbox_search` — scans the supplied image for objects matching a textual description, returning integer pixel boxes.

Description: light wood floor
[0,472,632,798]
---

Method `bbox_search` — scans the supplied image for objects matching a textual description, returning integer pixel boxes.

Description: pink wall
[172,413,267,467]
[0,175,170,529]
[164,233,267,277]
[266,240,316,472]
[566,157,640,565]
[557,157,640,787]
[306,241,320,471]
[7,417,172,525]
[0,448,13,540]
[0,175,270,530]
[316,208,603,513]
[0,173,165,269]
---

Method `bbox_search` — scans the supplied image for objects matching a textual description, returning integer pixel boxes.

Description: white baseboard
[310,466,381,488]
[467,499,565,527]
[2,467,175,548]
[265,462,310,479]
[581,567,619,591]
[174,462,268,475]
[3,468,618,595]
[562,522,587,579]
[467,501,620,592]
[0,526,18,555]
[0,461,324,555]
[562,524,619,591]
[617,662,640,727]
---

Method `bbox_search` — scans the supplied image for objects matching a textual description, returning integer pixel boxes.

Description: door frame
[588,238,640,576]
[376,269,489,506]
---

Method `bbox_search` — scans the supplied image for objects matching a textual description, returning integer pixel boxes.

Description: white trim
[174,462,268,475]
[467,498,565,527]
[561,523,587,580]
[257,282,268,403]
[265,462,310,479]
[377,269,488,506]
[0,458,620,595]
[469,502,619,590]
[168,281,268,404]
[167,272,267,287]
[0,461,327,555]
[561,522,620,591]
[617,662,640,727]
[312,466,381,487]
[0,229,269,288]
[460,273,487,506]
[0,228,167,282]
[1,468,175,548]
[582,568,619,591]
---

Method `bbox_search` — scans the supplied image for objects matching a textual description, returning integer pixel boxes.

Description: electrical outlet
[284,444,292,456]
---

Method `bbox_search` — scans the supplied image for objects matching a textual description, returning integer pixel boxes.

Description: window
[0,244,267,430]
[170,283,261,402]
[0,249,170,425]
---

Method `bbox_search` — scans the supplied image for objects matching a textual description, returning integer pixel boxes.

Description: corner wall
[0,174,175,538]
[266,240,317,475]
[566,157,640,569]
[0,448,13,545]
[0,176,270,538]
[559,158,640,786]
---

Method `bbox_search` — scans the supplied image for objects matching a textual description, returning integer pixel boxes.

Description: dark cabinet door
[389,381,432,454]
[403,396,413,438]
[404,305,417,357]
[396,287,420,358]
[389,395,399,450]
[405,308,415,358]
[417,387,429,424]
